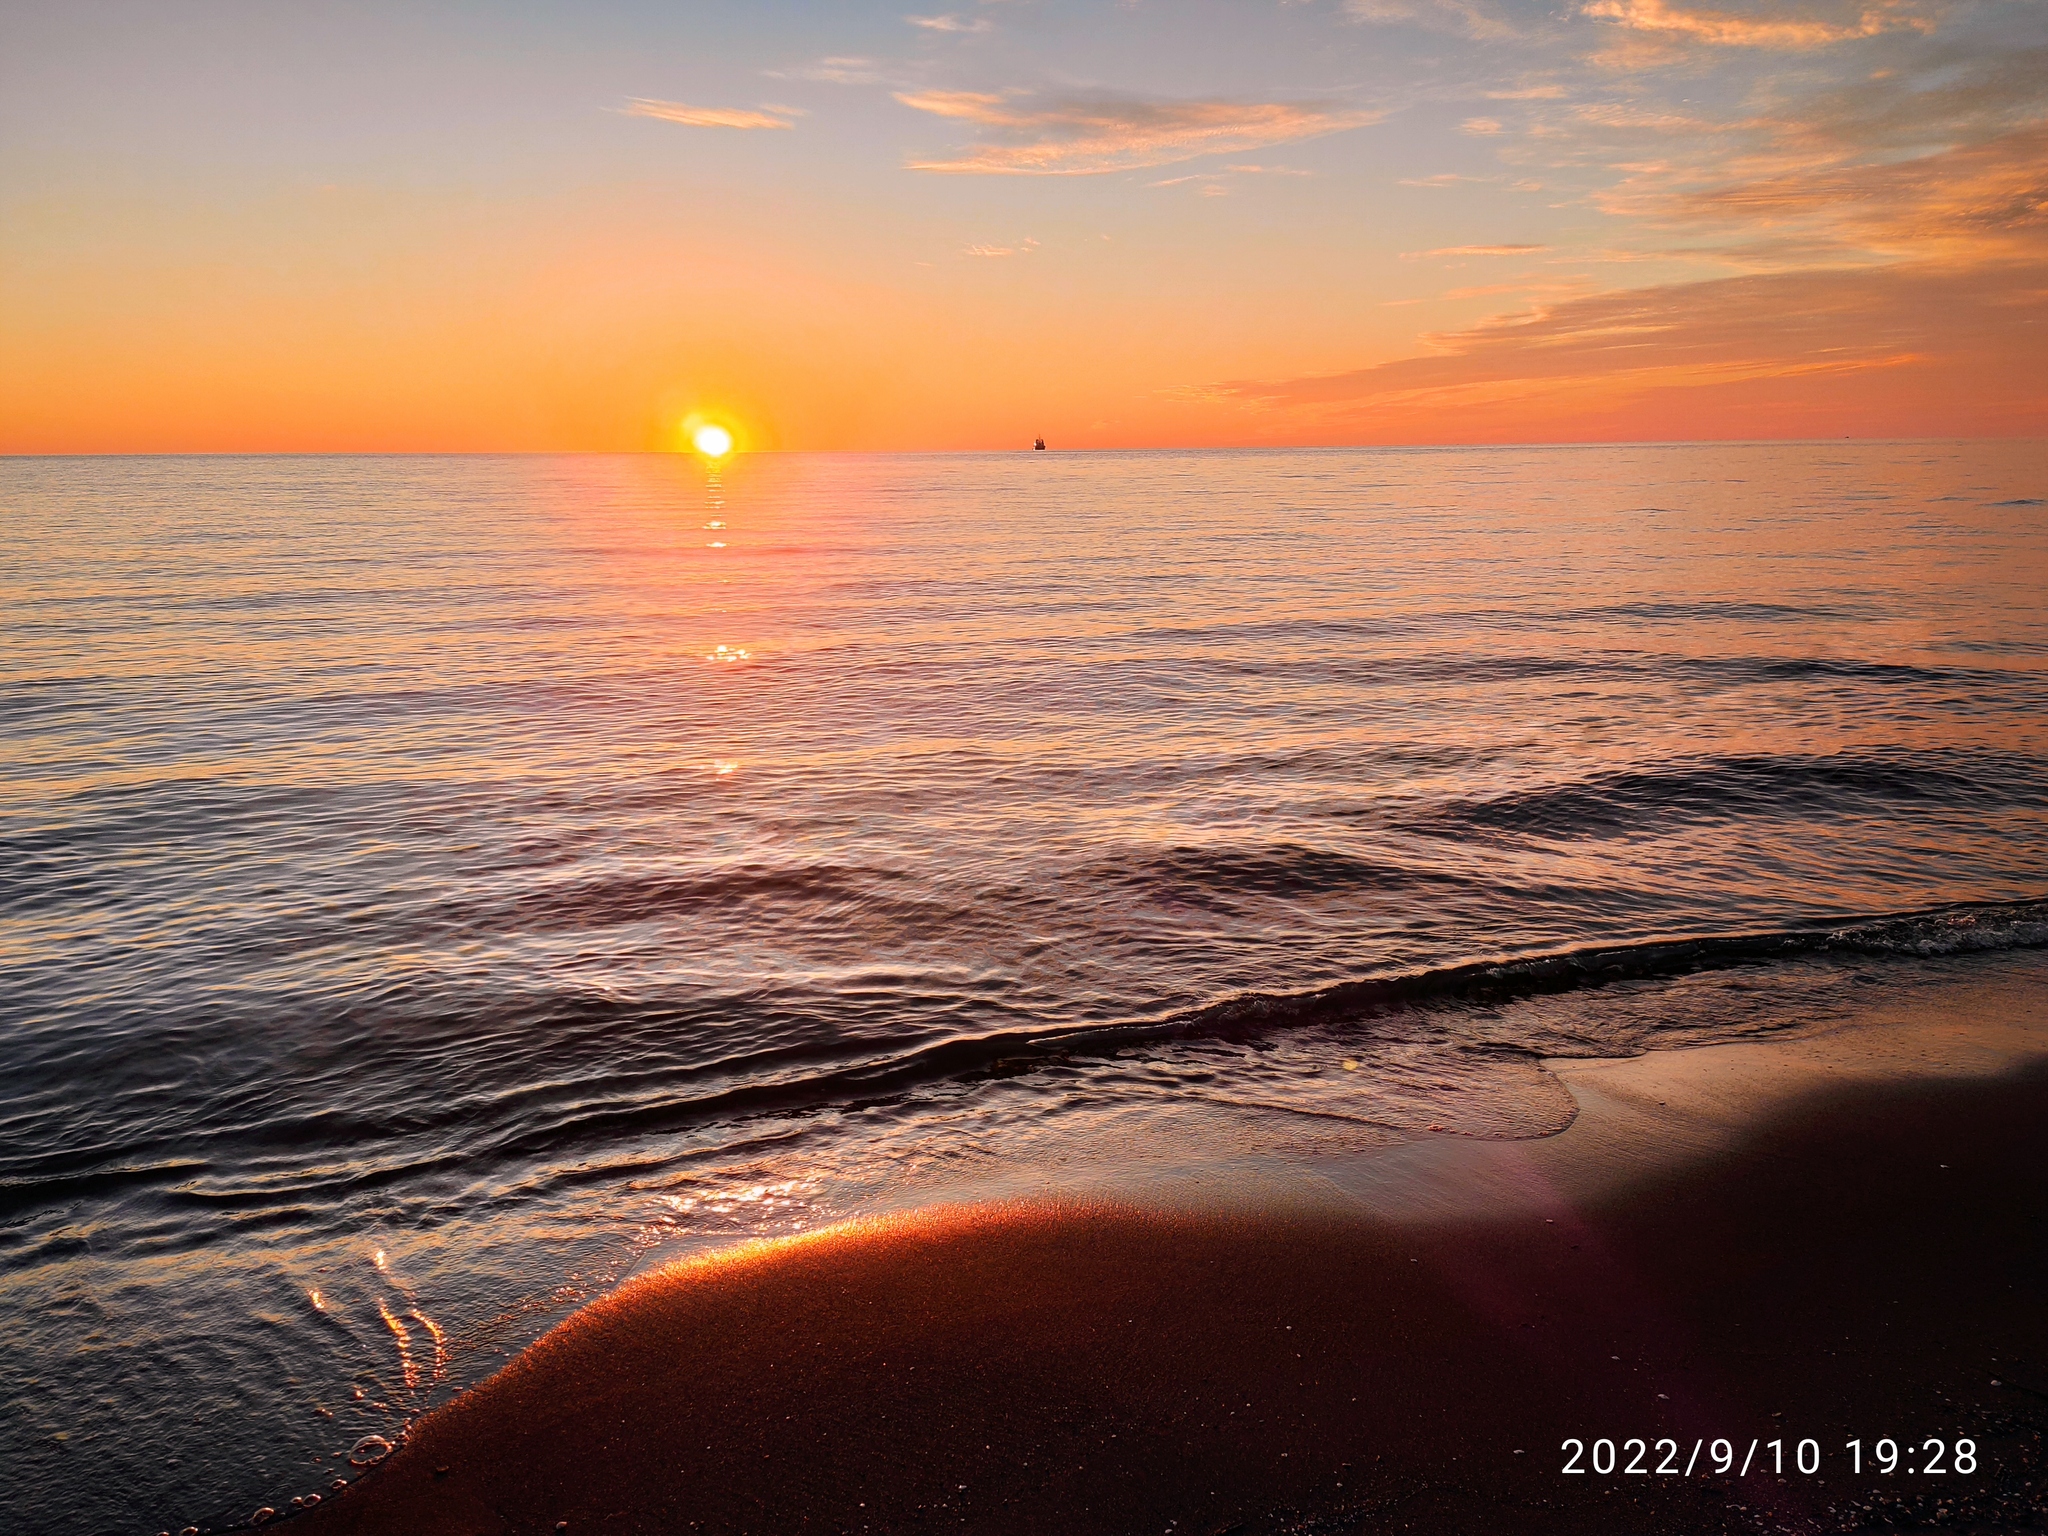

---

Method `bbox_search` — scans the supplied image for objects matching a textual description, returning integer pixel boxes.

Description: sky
[2,0,2043,452]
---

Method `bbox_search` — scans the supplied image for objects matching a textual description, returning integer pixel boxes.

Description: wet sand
[297,1027,2048,1536]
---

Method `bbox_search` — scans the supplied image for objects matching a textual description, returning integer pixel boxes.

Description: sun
[692,423,734,459]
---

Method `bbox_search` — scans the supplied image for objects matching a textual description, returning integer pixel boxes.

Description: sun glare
[692,424,734,458]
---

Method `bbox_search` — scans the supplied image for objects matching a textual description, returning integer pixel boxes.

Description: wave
[331,895,2048,1168]
[1411,751,2045,841]
[1151,895,2048,1041]
[434,863,931,934]
[1089,844,1471,902]
[4,895,2041,1218]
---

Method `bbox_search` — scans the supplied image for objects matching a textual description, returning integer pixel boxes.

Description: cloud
[1462,116,1506,134]
[1194,0,2041,439]
[1344,0,1520,42]
[1413,243,1550,255]
[895,90,1383,174]
[1528,40,2048,270]
[907,13,994,32]
[895,89,1013,120]
[1570,102,1722,135]
[1444,280,1591,298]
[1210,255,2045,434]
[1383,280,1596,304]
[1673,121,2048,257]
[1785,46,2048,155]
[1581,0,1934,50]
[1154,163,1315,189]
[1582,89,2048,268]
[1397,170,1548,191]
[765,57,879,84]
[963,236,1039,256]
[623,100,796,130]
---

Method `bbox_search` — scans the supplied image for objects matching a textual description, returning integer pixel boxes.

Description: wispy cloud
[623,100,797,130]
[1672,122,2048,258]
[1212,256,2044,433]
[896,90,1382,174]
[1414,243,1550,256]
[907,13,994,32]
[1570,101,1722,135]
[1382,279,1594,304]
[1581,0,1934,50]
[1153,163,1316,191]
[1565,51,2048,266]
[962,236,1039,257]
[895,89,1014,120]
[765,57,879,85]
[1344,0,1520,42]
[1574,248,1686,263]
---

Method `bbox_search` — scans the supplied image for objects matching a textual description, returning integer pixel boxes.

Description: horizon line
[5,434,2042,461]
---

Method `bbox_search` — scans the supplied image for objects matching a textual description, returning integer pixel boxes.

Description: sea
[3,443,2045,1535]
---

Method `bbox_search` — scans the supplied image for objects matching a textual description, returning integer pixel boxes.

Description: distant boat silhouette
[1033,437,1046,451]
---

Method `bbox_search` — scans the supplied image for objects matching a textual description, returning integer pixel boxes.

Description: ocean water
[3,443,2046,1534]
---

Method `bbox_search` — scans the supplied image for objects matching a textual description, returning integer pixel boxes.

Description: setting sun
[692,424,734,459]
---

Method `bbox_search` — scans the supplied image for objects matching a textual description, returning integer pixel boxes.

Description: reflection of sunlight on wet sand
[376,1300,419,1390]
[366,1245,449,1394]
[659,1177,817,1221]
[410,1309,449,1385]
[591,1206,896,1302]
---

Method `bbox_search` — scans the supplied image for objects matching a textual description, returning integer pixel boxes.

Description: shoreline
[294,1003,2048,1535]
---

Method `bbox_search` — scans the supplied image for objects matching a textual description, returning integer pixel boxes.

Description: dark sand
[297,1051,2048,1535]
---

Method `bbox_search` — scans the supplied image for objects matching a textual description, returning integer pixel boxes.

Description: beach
[299,996,2048,1535]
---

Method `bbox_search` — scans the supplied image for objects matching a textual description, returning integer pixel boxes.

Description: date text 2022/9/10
[1558,1436,1979,1478]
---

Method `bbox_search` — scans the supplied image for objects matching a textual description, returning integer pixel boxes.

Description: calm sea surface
[3,445,2046,1533]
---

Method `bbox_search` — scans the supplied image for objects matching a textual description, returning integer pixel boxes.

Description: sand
[293,1016,2048,1535]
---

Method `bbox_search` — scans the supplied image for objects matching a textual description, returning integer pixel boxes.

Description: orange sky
[2,0,2043,452]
